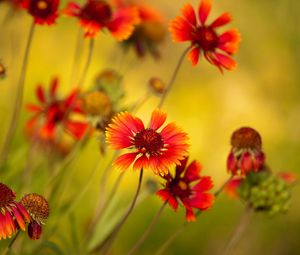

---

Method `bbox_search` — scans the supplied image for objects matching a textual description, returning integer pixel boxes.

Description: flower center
[0,183,16,208]
[178,181,188,190]
[29,0,52,18]
[194,27,218,51]
[48,102,68,123]
[81,0,112,25]
[134,128,164,155]
[231,127,262,150]
[169,179,190,198]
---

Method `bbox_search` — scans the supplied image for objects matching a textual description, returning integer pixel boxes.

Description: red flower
[26,77,89,140]
[169,0,240,72]
[22,0,59,25]
[64,0,140,39]
[224,177,243,198]
[227,127,265,176]
[115,0,166,58]
[106,109,189,175]
[156,158,214,222]
[0,183,31,240]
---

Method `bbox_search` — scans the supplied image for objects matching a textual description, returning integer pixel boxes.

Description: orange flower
[0,183,31,240]
[157,158,214,222]
[64,0,140,39]
[106,109,189,175]
[169,0,240,72]
[26,77,89,140]
[22,0,59,25]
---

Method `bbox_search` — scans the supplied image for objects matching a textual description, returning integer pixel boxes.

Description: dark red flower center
[134,128,164,155]
[194,26,218,51]
[48,102,68,123]
[29,0,53,18]
[0,183,16,208]
[231,127,262,150]
[169,179,190,198]
[80,0,112,25]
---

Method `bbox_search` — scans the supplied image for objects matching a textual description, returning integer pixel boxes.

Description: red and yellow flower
[106,109,189,175]
[169,0,240,72]
[0,183,31,240]
[227,127,265,176]
[157,158,214,221]
[22,0,60,25]
[26,77,89,141]
[63,0,140,39]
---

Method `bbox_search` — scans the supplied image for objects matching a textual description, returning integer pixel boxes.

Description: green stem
[1,231,20,255]
[78,38,94,87]
[157,47,190,109]
[0,21,35,166]
[126,201,167,255]
[93,169,144,254]
[221,205,253,255]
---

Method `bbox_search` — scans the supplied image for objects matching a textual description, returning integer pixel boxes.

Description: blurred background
[0,0,300,254]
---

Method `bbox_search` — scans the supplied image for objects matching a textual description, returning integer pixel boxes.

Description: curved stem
[1,231,20,255]
[154,176,232,255]
[126,201,167,255]
[69,28,83,87]
[78,38,94,87]
[94,169,144,255]
[220,205,253,255]
[0,21,35,166]
[157,47,190,109]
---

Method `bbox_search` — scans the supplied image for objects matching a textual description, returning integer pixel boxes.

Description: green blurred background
[0,0,300,254]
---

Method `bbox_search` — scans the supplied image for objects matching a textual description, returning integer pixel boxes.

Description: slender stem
[95,169,144,255]
[154,176,232,255]
[157,47,190,109]
[126,201,167,255]
[1,231,20,255]
[78,38,94,87]
[0,21,35,166]
[69,28,84,87]
[220,205,253,255]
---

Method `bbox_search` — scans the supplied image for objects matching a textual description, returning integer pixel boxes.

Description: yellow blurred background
[0,0,300,254]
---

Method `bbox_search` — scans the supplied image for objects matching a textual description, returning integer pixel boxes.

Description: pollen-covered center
[169,179,190,198]
[194,26,219,51]
[20,193,49,224]
[134,128,164,155]
[81,0,112,24]
[29,0,52,18]
[0,183,16,208]
[231,127,262,150]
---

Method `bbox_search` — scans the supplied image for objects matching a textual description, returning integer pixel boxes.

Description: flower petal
[188,47,200,66]
[150,109,167,131]
[199,0,211,25]
[64,121,89,140]
[214,53,237,70]
[210,12,232,28]
[184,160,201,182]
[193,176,214,192]
[113,152,137,171]
[181,3,197,26]
[169,16,194,42]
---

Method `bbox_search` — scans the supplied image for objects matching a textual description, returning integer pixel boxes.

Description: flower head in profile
[169,0,240,72]
[22,0,60,25]
[106,109,189,175]
[115,0,166,58]
[64,0,140,39]
[227,127,265,176]
[20,194,49,240]
[157,158,214,221]
[26,77,89,141]
[0,183,31,240]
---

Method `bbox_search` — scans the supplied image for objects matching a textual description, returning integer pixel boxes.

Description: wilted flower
[106,109,189,175]
[64,0,140,39]
[227,127,265,176]
[169,0,240,72]
[116,0,166,58]
[26,77,89,140]
[20,193,49,240]
[148,77,166,95]
[0,183,31,240]
[22,0,60,25]
[157,158,214,221]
